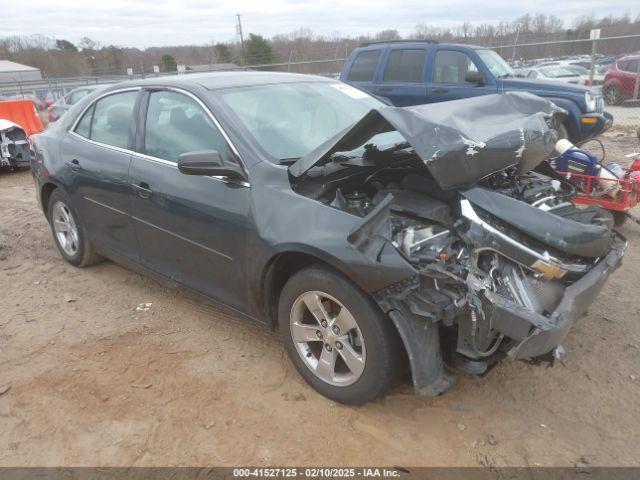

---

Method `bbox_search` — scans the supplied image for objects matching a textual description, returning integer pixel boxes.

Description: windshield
[540,66,578,78]
[218,82,384,162]
[475,49,515,78]
[565,65,588,75]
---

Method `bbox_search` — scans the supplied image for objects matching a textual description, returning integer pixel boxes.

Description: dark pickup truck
[340,40,612,143]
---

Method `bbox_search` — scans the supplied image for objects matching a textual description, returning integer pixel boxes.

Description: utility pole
[236,14,245,65]
[589,29,601,86]
[511,29,520,63]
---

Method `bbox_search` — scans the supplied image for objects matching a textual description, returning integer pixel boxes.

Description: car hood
[289,91,565,190]
[501,77,588,94]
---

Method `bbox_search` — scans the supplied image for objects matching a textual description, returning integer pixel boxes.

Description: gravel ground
[0,131,639,467]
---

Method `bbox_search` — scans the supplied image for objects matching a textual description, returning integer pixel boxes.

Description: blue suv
[340,40,612,143]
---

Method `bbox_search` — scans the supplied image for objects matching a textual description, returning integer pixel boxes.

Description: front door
[129,89,251,311]
[426,48,496,103]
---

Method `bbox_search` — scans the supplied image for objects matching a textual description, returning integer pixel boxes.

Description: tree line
[1,12,638,79]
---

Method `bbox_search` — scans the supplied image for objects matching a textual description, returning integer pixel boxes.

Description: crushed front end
[0,120,31,170]
[289,92,627,395]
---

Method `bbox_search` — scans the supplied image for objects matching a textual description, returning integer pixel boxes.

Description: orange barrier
[0,100,45,136]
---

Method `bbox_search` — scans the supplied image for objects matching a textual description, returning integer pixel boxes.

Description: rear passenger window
[74,104,93,138]
[144,90,234,163]
[383,49,425,83]
[85,91,137,149]
[433,51,480,84]
[348,51,381,82]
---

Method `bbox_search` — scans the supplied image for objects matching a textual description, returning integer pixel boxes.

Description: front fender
[544,96,582,140]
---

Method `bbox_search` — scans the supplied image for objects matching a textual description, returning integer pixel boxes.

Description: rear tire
[278,265,403,405]
[47,189,102,267]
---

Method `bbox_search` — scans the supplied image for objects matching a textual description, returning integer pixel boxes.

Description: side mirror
[178,150,245,181]
[465,71,485,85]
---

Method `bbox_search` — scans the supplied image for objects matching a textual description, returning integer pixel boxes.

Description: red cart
[557,157,640,226]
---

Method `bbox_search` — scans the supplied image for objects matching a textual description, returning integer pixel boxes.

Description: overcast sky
[2,0,638,48]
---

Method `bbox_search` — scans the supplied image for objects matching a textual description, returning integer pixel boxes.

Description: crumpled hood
[289,91,565,190]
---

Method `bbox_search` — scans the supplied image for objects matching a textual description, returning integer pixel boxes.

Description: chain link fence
[1,35,638,130]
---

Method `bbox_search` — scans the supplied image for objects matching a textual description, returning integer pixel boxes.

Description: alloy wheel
[289,291,366,387]
[52,201,79,257]
[604,86,620,105]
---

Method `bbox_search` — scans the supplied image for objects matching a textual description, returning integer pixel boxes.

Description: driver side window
[144,90,234,164]
[433,50,479,84]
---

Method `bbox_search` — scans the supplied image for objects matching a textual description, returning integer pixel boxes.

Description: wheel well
[263,252,357,329]
[41,183,58,219]
[262,251,411,375]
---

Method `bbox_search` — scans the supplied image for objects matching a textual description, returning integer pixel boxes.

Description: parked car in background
[48,85,112,123]
[30,72,625,404]
[525,65,602,88]
[526,65,583,82]
[340,41,611,143]
[603,55,640,105]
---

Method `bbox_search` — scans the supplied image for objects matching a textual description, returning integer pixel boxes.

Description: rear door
[128,88,251,311]
[343,49,382,98]
[426,48,496,103]
[62,89,140,258]
[375,48,428,106]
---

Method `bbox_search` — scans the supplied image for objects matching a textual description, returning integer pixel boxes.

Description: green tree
[213,43,232,63]
[244,34,277,65]
[161,54,177,72]
[102,45,123,72]
[55,39,77,52]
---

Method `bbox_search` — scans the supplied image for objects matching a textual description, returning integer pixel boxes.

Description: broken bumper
[488,234,626,360]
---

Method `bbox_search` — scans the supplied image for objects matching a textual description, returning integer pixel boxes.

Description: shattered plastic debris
[462,138,486,157]
[136,303,152,311]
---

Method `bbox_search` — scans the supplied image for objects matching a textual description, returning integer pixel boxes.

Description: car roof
[355,40,486,50]
[101,71,334,93]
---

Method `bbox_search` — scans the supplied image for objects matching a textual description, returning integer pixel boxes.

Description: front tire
[604,85,622,105]
[278,265,403,405]
[47,189,102,267]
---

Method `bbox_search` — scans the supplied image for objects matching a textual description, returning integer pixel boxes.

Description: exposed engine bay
[289,92,626,395]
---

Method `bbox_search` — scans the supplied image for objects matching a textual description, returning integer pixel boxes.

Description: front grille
[595,96,604,113]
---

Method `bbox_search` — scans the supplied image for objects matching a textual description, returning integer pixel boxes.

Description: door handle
[432,88,449,94]
[67,159,81,172]
[131,181,152,199]
[378,86,393,92]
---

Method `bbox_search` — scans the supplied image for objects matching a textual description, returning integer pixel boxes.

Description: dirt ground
[0,131,639,468]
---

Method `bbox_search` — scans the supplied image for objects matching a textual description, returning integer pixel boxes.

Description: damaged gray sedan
[30,73,625,405]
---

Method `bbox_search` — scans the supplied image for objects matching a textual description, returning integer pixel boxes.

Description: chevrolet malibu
[30,72,625,405]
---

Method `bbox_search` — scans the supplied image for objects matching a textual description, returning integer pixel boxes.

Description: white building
[0,60,43,83]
